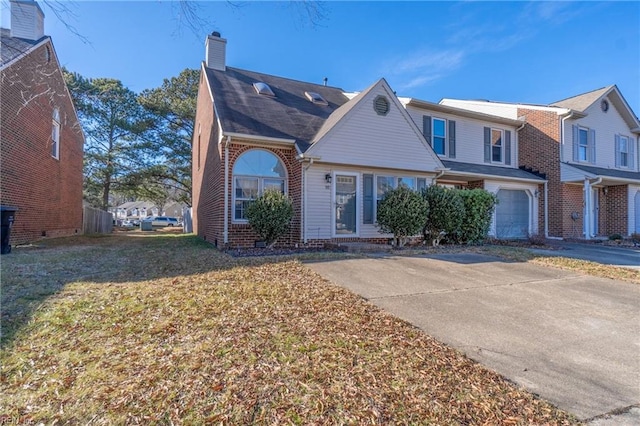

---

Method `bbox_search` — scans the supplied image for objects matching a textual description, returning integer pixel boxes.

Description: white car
[142,216,180,227]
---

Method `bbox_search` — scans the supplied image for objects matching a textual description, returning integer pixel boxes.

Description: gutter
[223,135,230,245]
[432,168,448,184]
[223,132,296,146]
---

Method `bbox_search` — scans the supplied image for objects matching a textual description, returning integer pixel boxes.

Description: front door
[635,191,640,234]
[334,174,357,236]
[591,188,599,237]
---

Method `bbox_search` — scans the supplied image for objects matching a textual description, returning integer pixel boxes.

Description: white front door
[635,191,640,234]
[333,173,358,237]
[591,188,599,237]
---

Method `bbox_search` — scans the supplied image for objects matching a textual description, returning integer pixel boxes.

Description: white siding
[560,162,595,182]
[304,163,433,241]
[563,96,639,172]
[484,180,539,237]
[309,84,441,173]
[405,106,520,167]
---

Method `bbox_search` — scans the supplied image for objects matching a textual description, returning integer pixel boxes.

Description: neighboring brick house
[192,33,545,247]
[0,0,84,245]
[443,86,640,239]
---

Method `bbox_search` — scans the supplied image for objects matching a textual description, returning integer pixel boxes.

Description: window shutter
[363,174,374,224]
[589,129,596,164]
[629,138,636,169]
[572,125,579,162]
[448,120,456,158]
[417,177,427,191]
[504,130,511,165]
[614,134,620,167]
[483,127,491,163]
[423,116,432,146]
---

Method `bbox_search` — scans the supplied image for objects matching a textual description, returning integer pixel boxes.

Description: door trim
[332,171,359,238]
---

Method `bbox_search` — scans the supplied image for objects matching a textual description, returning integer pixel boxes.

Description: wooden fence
[83,206,113,235]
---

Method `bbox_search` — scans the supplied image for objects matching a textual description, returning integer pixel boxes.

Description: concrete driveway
[529,242,640,270]
[305,253,640,423]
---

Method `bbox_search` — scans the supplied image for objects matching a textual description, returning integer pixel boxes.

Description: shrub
[376,186,429,247]
[455,189,498,244]
[246,189,294,248]
[609,233,623,241]
[422,185,465,246]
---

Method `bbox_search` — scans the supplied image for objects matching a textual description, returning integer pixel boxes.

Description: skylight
[305,91,328,106]
[253,82,275,97]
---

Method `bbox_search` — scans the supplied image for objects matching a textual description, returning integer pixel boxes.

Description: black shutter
[363,174,374,224]
[504,130,511,165]
[423,115,432,146]
[448,120,456,158]
[484,127,491,163]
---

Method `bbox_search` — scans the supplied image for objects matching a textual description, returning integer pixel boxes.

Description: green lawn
[1,232,578,424]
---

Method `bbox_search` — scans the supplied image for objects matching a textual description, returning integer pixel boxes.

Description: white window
[578,128,589,162]
[375,175,417,217]
[232,150,286,221]
[491,128,503,163]
[51,108,60,159]
[619,135,629,168]
[433,118,446,155]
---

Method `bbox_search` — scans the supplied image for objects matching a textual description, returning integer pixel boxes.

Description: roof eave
[442,170,546,183]
[223,131,296,146]
[407,98,525,127]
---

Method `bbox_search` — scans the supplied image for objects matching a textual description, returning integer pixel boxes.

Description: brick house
[443,86,640,239]
[192,33,544,247]
[0,0,85,244]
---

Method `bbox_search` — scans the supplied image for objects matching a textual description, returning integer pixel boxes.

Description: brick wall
[0,40,84,245]
[601,185,628,236]
[517,108,563,237]
[561,184,584,239]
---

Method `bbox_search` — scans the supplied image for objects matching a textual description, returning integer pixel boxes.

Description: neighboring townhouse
[192,33,444,248]
[400,98,546,238]
[192,33,551,247]
[443,85,640,239]
[0,0,85,245]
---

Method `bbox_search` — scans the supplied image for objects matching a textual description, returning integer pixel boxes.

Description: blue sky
[3,1,639,112]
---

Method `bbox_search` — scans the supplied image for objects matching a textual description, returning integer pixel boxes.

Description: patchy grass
[1,233,578,424]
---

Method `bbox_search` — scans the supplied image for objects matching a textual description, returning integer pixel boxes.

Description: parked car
[142,216,180,227]
[121,220,134,228]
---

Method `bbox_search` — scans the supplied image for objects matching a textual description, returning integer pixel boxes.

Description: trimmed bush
[455,189,498,244]
[246,189,293,248]
[422,185,465,246]
[376,186,429,247]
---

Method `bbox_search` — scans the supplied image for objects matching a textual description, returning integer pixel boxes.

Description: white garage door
[635,191,640,234]
[496,189,530,238]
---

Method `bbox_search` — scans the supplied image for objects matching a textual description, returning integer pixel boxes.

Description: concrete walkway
[305,253,640,423]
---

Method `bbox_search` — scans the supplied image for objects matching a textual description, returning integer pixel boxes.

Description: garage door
[496,189,530,238]
[635,191,640,234]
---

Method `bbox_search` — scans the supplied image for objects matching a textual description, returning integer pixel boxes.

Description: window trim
[231,149,288,223]
[491,128,504,164]
[432,117,447,156]
[578,127,589,162]
[619,135,629,168]
[51,108,60,159]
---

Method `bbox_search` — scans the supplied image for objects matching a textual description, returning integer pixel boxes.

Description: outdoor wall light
[603,187,609,195]
[325,173,332,183]
[534,189,540,198]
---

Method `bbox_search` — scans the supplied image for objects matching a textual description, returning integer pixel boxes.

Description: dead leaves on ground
[1,235,578,424]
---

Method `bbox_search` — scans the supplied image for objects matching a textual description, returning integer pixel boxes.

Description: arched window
[51,108,60,159]
[233,149,287,221]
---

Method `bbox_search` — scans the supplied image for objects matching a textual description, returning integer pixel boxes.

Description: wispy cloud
[385,1,600,92]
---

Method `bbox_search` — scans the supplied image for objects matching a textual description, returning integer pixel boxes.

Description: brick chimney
[206,31,226,71]
[10,0,45,41]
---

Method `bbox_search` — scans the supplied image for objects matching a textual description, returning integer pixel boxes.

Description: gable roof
[203,65,350,153]
[0,28,48,68]
[551,85,640,132]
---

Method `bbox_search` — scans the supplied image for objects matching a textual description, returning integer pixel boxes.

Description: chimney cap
[211,31,221,37]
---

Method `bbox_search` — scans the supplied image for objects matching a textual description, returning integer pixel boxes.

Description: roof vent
[373,95,390,116]
[253,82,275,97]
[305,91,328,106]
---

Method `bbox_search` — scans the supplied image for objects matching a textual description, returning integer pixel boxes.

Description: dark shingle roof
[563,162,640,182]
[204,66,349,153]
[441,160,546,181]
[0,28,47,66]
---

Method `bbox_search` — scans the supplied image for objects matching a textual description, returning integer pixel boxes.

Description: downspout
[584,176,602,240]
[223,135,230,245]
[560,111,574,163]
[544,181,549,238]
[302,158,314,244]
[432,169,446,184]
